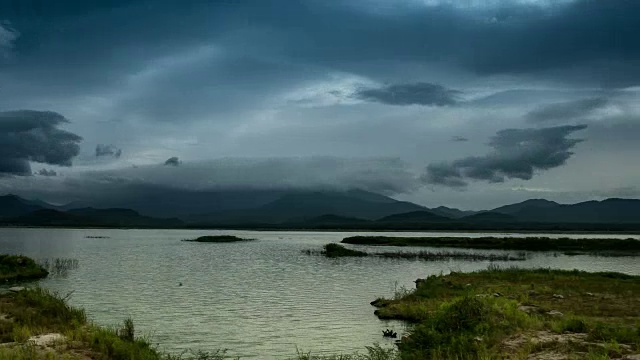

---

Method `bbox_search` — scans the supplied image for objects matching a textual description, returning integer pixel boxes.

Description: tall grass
[37,258,79,278]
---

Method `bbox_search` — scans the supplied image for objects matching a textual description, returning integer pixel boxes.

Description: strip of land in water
[342,236,640,254]
[181,235,255,243]
[306,243,526,261]
[371,267,640,359]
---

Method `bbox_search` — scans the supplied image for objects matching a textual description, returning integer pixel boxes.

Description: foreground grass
[182,235,255,243]
[342,236,640,254]
[0,287,238,360]
[0,255,49,283]
[372,267,640,359]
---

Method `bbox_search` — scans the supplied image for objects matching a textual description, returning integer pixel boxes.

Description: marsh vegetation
[305,243,526,261]
[342,236,640,255]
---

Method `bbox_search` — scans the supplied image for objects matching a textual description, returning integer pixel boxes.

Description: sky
[0,0,639,210]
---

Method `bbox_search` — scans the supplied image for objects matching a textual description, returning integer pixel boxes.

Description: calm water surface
[1,228,639,358]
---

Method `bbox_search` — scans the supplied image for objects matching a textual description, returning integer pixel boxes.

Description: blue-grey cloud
[164,157,181,166]
[424,125,588,187]
[0,21,18,58]
[37,168,57,177]
[355,82,460,106]
[451,136,469,142]
[526,97,609,123]
[96,144,122,158]
[0,110,82,175]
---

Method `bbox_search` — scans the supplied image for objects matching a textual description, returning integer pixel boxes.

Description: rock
[465,283,472,287]
[8,287,25,293]
[414,278,426,288]
[493,292,502,297]
[552,294,564,299]
[585,292,595,297]
[546,310,564,317]
[475,294,489,298]
[517,305,541,314]
[28,333,66,347]
[622,355,640,360]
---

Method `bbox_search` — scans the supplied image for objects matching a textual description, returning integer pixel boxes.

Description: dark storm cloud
[95,144,122,158]
[3,0,640,107]
[526,97,609,123]
[0,157,421,203]
[164,157,180,166]
[37,169,57,177]
[0,21,18,58]
[355,83,460,106]
[424,125,588,187]
[0,110,82,175]
[451,136,469,142]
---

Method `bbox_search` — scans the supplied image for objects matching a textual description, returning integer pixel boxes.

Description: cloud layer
[355,83,460,106]
[526,97,609,123]
[0,110,82,175]
[424,125,588,187]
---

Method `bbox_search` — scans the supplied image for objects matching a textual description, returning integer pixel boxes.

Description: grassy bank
[0,287,234,360]
[0,255,49,283]
[372,267,640,359]
[182,235,255,243]
[342,236,640,254]
[306,243,526,261]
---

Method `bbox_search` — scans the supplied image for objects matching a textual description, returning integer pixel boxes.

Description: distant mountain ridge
[1,191,640,228]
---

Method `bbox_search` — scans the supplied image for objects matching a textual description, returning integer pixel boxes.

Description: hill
[377,210,451,223]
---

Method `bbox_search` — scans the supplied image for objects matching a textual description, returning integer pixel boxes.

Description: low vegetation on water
[0,255,49,283]
[182,235,255,243]
[305,243,526,261]
[342,236,640,255]
[37,258,79,278]
[371,266,640,359]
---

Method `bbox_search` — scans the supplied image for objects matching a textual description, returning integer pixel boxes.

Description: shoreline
[2,225,640,236]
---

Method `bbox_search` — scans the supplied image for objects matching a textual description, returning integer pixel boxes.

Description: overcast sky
[1,0,639,210]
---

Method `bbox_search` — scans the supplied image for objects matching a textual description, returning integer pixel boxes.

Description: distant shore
[2,225,640,235]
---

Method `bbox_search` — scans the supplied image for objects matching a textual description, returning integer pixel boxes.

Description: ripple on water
[1,228,638,358]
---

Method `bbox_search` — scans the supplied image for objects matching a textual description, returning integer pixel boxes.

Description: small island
[182,235,256,243]
[0,254,49,283]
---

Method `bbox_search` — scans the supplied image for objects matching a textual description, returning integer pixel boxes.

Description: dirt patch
[503,331,638,359]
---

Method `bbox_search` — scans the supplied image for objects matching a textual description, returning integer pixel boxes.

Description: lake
[1,228,639,358]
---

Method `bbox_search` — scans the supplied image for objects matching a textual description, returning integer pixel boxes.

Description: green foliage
[293,344,398,360]
[0,254,49,282]
[321,243,368,258]
[117,317,135,342]
[0,287,86,331]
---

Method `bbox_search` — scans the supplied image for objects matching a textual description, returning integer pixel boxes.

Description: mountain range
[1,190,639,229]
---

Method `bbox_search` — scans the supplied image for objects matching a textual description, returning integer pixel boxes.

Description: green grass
[307,244,526,261]
[0,255,49,283]
[372,267,640,359]
[0,287,230,359]
[342,236,640,254]
[182,235,255,243]
[321,243,369,258]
